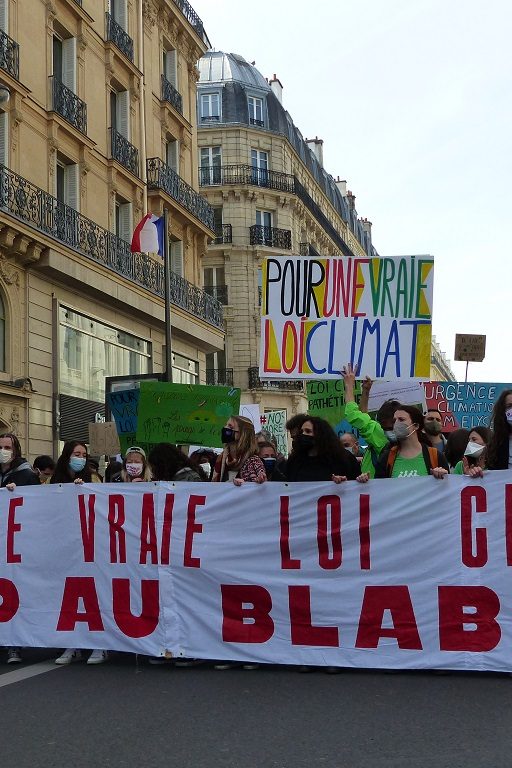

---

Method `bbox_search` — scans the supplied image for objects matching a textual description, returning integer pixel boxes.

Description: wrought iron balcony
[213,224,232,245]
[147,157,215,232]
[250,225,292,250]
[50,77,87,135]
[0,165,223,330]
[250,118,264,127]
[206,368,233,386]
[248,367,304,392]
[110,128,139,177]
[161,74,183,115]
[105,12,134,62]
[204,284,228,304]
[201,115,220,122]
[199,164,295,194]
[170,0,209,45]
[0,28,19,80]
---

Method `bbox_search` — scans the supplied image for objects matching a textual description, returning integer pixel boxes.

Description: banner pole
[163,207,173,382]
[465,360,469,384]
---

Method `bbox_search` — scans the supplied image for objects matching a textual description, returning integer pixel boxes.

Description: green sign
[135,382,241,447]
[306,379,362,429]
[106,388,159,455]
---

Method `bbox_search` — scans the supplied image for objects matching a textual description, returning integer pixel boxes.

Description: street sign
[454,333,486,362]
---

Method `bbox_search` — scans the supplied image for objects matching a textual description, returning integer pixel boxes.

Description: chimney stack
[305,136,324,167]
[361,218,372,243]
[269,74,283,104]
[335,177,347,196]
[347,190,356,210]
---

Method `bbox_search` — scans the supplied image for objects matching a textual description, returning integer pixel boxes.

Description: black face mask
[298,434,315,450]
[262,457,276,473]
[221,427,236,444]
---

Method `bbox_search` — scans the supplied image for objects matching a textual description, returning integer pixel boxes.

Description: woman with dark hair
[212,416,266,485]
[453,426,492,475]
[444,428,471,469]
[148,443,203,482]
[51,440,105,666]
[373,405,449,479]
[285,416,360,482]
[487,390,512,470]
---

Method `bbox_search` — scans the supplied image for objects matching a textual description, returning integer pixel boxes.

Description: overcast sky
[192,0,511,384]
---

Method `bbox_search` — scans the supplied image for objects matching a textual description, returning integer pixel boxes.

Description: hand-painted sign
[424,381,511,431]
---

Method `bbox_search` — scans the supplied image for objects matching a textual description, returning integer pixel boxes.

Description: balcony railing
[0,28,19,80]
[110,128,139,177]
[206,368,233,386]
[204,284,228,304]
[250,225,292,250]
[50,77,87,135]
[0,165,223,330]
[248,367,304,392]
[213,224,232,245]
[105,12,134,62]
[147,157,215,232]
[200,115,220,123]
[161,74,183,115]
[199,164,295,194]
[170,0,209,46]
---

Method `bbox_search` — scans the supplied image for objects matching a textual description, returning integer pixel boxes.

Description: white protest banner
[1,475,512,671]
[260,255,433,380]
[366,380,427,414]
[263,409,288,457]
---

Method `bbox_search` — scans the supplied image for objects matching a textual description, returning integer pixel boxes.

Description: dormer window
[248,96,264,127]
[201,92,220,122]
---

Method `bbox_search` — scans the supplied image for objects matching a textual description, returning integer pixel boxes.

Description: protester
[371,406,449,479]
[285,416,360,482]
[188,448,218,480]
[104,458,123,482]
[51,440,106,665]
[340,433,362,463]
[487,390,512,470]
[423,409,447,453]
[452,427,492,475]
[258,441,286,481]
[148,443,203,482]
[113,446,152,482]
[212,416,266,485]
[88,458,103,482]
[342,365,399,478]
[444,428,471,470]
[33,454,55,483]
[0,433,39,664]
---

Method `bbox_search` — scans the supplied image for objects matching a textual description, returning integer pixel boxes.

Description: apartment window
[248,96,264,126]
[0,110,8,168]
[163,48,177,89]
[256,210,272,229]
[172,353,198,385]
[53,35,77,92]
[56,160,79,211]
[115,198,132,243]
[0,0,8,32]
[251,149,268,186]
[170,240,183,277]
[204,265,226,303]
[108,0,128,30]
[256,210,273,247]
[0,292,5,371]
[200,146,221,185]
[200,92,220,122]
[111,88,130,139]
[166,137,179,173]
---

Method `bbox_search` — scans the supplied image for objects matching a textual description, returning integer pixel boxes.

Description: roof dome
[198,51,270,91]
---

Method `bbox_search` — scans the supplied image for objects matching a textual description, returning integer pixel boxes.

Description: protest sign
[2,475,512,672]
[260,255,433,380]
[106,388,153,454]
[263,409,288,457]
[306,379,363,435]
[88,421,120,456]
[239,404,261,432]
[424,381,512,431]
[136,382,241,447]
[367,380,426,415]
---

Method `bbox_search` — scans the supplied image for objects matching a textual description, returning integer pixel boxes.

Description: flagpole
[163,207,173,382]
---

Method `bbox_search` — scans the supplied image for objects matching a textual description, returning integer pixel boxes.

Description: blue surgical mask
[69,456,87,473]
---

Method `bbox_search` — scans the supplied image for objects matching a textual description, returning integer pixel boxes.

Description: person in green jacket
[342,364,400,478]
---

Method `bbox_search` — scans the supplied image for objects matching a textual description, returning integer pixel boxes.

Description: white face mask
[464,441,485,458]
[199,462,211,476]
[0,448,13,464]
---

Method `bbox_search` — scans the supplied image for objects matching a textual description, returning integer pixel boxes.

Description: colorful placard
[306,379,363,436]
[424,381,512,431]
[263,409,288,457]
[260,255,433,380]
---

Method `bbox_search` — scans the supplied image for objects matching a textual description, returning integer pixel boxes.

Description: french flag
[130,214,165,256]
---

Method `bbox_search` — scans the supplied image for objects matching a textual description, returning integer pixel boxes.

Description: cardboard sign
[454,334,486,362]
[88,421,120,456]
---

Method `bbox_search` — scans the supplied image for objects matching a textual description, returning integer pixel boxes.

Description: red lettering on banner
[317,495,342,570]
[57,576,104,631]
[461,486,487,567]
[0,578,19,622]
[7,498,23,563]
[112,578,159,638]
[160,494,174,565]
[289,585,339,646]
[183,495,205,568]
[108,495,126,563]
[356,586,422,649]
[78,494,95,562]
[280,496,301,569]
[359,494,371,570]
[438,586,501,651]
[505,485,512,566]
[140,494,158,565]
[221,584,274,643]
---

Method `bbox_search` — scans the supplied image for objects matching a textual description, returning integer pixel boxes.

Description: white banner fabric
[1,475,512,671]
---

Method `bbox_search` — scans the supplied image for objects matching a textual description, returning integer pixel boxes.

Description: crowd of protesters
[1,372,512,667]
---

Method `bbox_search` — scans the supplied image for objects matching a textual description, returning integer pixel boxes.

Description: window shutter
[116,0,128,31]
[166,140,179,172]
[164,49,177,89]
[118,202,132,244]
[0,111,8,168]
[0,0,8,33]
[117,90,130,140]
[62,37,77,93]
[171,241,183,278]
[65,163,80,211]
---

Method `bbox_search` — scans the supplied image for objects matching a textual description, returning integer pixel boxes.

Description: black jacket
[285,449,360,482]
[0,458,40,487]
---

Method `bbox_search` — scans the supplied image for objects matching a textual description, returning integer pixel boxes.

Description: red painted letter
[7,498,23,563]
[78,494,95,562]
[356,586,422,649]
[0,579,19,622]
[280,496,301,569]
[184,495,206,568]
[108,495,126,563]
[57,577,104,631]
[160,494,175,566]
[438,586,501,651]
[112,578,159,638]
[461,486,487,567]
[221,584,274,643]
[317,495,342,570]
[359,494,371,570]
[140,494,158,564]
[289,585,339,647]
[505,485,512,566]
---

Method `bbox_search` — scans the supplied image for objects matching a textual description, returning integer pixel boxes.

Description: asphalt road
[1,649,511,768]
